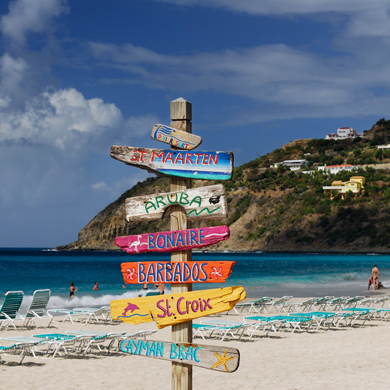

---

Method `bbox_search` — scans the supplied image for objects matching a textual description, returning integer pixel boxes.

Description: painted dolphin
[123,302,140,317]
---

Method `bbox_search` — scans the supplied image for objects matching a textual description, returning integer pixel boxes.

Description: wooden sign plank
[115,226,230,254]
[120,339,240,373]
[125,184,227,222]
[151,124,202,150]
[110,286,246,329]
[110,146,233,181]
[120,260,236,284]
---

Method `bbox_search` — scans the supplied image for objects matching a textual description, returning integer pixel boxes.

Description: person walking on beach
[371,264,380,290]
[70,282,77,298]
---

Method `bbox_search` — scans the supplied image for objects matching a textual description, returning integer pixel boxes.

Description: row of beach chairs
[0,290,119,330]
[193,306,390,342]
[191,294,390,342]
[230,295,390,314]
[0,328,157,364]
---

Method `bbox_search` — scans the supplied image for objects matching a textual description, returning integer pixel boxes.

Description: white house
[325,127,362,140]
[272,159,309,171]
[317,164,355,174]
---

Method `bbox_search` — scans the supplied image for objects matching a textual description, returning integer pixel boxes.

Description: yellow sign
[111,286,246,329]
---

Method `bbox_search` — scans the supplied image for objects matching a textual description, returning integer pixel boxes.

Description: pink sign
[115,226,229,254]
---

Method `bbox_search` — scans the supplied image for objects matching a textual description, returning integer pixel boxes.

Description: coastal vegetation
[58,118,390,253]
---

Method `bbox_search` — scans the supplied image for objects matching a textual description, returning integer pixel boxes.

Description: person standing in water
[93,282,99,290]
[371,264,380,290]
[70,282,77,298]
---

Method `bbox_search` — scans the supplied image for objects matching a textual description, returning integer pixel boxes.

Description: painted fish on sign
[110,286,246,328]
[151,124,202,150]
[110,145,233,181]
[125,184,227,222]
[115,226,230,254]
[120,339,240,373]
[120,260,236,284]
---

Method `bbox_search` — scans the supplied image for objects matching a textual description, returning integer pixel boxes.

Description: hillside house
[317,164,355,174]
[325,127,363,140]
[271,159,309,171]
[323,176,365,199]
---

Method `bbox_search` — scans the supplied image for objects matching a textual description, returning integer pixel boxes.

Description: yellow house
[349,176,365,187]
[323,176,365,199]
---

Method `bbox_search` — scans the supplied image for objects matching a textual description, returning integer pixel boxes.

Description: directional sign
[120,339,240,373]
[110,146,233,180]
[110,286,246,329]
[121,260,236,284]
[115,226,230,254]
[151,124,202,150]
[125,184,227,222]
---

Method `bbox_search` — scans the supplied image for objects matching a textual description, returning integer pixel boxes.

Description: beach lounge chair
[0,335,48,363]
[372,295,390,307]
[283,298,318,313]
[312,296,334,311]
[288,311,337,330]
[231,297,273,314]
[325,296,350,311]
[47,307,106,326]
[341,308,373,325]
[65,329,127,354]
[262,296,293,313]
[341,296,365,309]
[0,291,24,329]
[22,289,52,328]
[244,315,312,333]
[0,340,43,364]
[243,316,285,338]
[72,306,111,325]
[198,319,248,341]
[32,333,85,358]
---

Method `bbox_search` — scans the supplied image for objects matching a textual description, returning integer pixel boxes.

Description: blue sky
[0,0,388,247]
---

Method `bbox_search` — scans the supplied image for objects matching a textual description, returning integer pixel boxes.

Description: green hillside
[58,118,390,253]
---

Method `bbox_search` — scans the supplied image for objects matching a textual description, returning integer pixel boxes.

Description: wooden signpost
[120,339,240,373]
[110,98,241,390]
[151,124,202,150]
[115,226,230,254]
[124,184,227,222]
[110,145,233,180]
[110,286,246,328]
[120,260,236,284]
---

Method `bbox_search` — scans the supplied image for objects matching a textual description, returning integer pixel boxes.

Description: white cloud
[88,40,390,121]
[0,0,68,44]
[0,88,124,149]
[92,181,109,191]
[158,0,380,18]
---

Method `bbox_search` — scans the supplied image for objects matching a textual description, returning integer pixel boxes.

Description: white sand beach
[1,296,389,390]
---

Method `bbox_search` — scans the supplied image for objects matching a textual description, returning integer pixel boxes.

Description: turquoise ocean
[1,249,388,311]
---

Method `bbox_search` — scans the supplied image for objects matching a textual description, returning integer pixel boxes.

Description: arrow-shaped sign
[115,226,230,254]
[120,339,240,373]
[110,146,233,180]
[110,286,246,328]
[125,184,227,222]
[151,124,202,150]
[120,260,236,284]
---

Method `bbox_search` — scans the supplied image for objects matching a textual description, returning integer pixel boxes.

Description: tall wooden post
[170,98,193,390]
